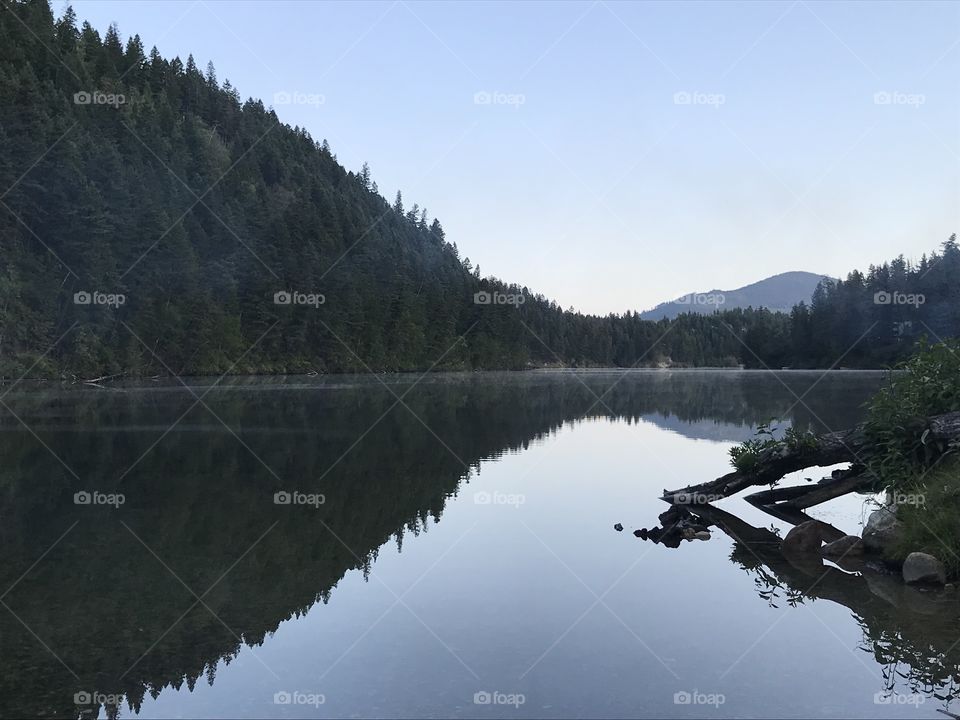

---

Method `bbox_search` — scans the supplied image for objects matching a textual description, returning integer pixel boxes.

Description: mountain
[0,1,785,376]
[640,271,830,321]
[0,2,955,376]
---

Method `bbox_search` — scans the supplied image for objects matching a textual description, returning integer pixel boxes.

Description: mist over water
[4,370,952,718]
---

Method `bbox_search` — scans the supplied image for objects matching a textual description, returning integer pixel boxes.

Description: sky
[69,0,960,315]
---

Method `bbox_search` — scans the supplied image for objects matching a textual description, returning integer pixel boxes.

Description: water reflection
[1,369,934,718]
[650,501,960,713]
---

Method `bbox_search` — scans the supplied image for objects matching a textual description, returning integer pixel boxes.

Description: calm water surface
[1,370,956,719]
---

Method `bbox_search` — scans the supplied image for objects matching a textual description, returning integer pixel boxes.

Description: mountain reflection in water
[2,370,952,719]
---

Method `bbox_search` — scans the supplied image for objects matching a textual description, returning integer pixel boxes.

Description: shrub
[864,339,960,490]
[729,422,819,475]
[892,457,960,577]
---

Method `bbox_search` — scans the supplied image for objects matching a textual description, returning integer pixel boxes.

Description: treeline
[787,242,960,366]
[0,1,956,377]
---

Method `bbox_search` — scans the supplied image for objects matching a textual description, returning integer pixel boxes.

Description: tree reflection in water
[668,502,960,714]
[0,371,887,718]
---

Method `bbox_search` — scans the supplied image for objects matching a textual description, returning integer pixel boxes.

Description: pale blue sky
[70,0,960,314]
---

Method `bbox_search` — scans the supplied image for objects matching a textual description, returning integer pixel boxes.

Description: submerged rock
[783,520,832,554]
[821,535,865,558]
[862,505,904,557]
[863,566,951,614]
[681,527,712,541]
[902,552,947,585]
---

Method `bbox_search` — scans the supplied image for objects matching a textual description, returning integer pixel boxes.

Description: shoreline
[0,366,898,392]
[0,365,895,390]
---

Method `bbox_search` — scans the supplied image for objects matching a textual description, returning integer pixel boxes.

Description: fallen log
[742,485,817,504]
[743,466,875,511]
[83,372,125,385]
[781,472,874,510]
[662,410,960,506]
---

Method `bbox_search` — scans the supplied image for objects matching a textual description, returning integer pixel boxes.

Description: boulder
[902,552,947,585]
[614,523,623,532]
[821,535,865,558]
[863,568,949,614]
[861,506,904,556]
[783,520,832,554]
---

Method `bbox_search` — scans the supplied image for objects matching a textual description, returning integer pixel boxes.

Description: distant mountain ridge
[640,271,829,321]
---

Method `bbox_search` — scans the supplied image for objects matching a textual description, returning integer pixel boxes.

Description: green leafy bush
[892,457,960,577]
[864,339,960,490]
[729,422,819,475]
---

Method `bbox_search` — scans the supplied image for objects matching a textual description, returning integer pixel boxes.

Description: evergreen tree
[0,1,954,378]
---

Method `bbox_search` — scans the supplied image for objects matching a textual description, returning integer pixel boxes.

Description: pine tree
[0,2,952,378]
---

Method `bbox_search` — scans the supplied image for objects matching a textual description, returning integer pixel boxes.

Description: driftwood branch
[662,410,960,507]
[743,466,874,510]
[83,372,125,385]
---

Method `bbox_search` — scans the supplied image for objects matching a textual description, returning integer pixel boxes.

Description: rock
[830,552,869,574]
[902,552,947,585]
[821,535,865,558]
[614,523,623,532]
[633,528,646,539]
[861,505,904,556]
[863,567,949,614]
[659,505,690,526]
[680,527,712,541]
[783,520,832,554]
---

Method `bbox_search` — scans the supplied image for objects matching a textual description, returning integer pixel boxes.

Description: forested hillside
[0,1,956,377]
[787,244,960,366]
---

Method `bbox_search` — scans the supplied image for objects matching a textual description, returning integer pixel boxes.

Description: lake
[1,369,956,719]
